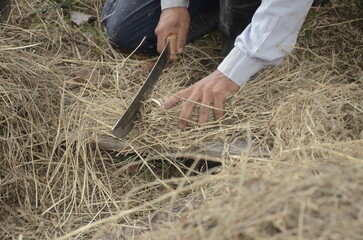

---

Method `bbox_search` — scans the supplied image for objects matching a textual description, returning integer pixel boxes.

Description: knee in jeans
[103,19,131,50]
[101,0,160,53]
[104,18,156,53]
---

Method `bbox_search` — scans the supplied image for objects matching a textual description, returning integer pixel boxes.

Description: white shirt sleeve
[161,0,189,10]
[218,0,314,86]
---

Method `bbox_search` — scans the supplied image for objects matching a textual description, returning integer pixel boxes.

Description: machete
[112,34,177,138]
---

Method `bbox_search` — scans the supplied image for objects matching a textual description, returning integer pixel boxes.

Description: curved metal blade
[112,41,170,138]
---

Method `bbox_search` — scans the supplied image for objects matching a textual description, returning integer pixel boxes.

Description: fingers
[164,91,226,128]
[161,32,187,60]
[213,97,225,120]
[163,95,181,110]
[155,7,190,54]
[157,33,182,60]
[163,87,190,110]
[163,88,200,129]
[178,94,200,129]
[156,22,187,55]
[157,33,167,54]
[177,25,188,54]
[163,70,239,129]
[198,96,212,125]
[168,53,178,61]
[169,31,186,60]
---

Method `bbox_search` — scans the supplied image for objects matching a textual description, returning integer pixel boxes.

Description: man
[102,0,314,129]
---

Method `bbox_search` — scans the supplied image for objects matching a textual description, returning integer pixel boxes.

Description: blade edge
[112,41,170,138]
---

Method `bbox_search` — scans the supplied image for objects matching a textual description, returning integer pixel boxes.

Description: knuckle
[184,100,195,108]
[154,27,160,35]
[199,106,209,114]
[176,90,186,97]
[203,85,215,95]
[213,91,225,99]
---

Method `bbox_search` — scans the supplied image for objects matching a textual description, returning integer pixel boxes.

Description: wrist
[161,0,189,10]
[218,47,264,86]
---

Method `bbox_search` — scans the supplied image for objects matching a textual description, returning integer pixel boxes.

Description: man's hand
[163,70,240,129]
[155,7,190,59]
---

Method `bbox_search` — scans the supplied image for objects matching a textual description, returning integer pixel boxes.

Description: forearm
[218,0,314,86]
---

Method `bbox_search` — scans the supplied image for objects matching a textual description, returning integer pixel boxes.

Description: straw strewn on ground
[0,0,362,239]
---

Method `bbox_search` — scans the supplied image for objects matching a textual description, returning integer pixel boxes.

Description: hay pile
[140,147,363,240]
[0,0,362,239]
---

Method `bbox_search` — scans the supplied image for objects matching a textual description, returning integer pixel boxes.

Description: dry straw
[0,0,362,239]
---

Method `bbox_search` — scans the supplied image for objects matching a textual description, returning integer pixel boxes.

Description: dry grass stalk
[0,0,362,239]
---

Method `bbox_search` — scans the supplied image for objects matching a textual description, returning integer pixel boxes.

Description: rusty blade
[112,40,171,138]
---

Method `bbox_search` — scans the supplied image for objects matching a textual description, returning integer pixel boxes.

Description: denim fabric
[0,0,11,22]
[101,0,219,53]
[102,0,324,54]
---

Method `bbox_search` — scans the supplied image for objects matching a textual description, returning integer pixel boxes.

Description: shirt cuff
[161,0,189,10]
[217,47,264,86]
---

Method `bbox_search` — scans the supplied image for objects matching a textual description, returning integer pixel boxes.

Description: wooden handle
[167,33,177,58]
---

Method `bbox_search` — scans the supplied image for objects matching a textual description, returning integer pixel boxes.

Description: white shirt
[161,0,314,86]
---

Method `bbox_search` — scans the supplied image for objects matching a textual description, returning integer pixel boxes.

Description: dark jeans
[102,0,219,53]
[0,0,11,22]
[101,0,260,54]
